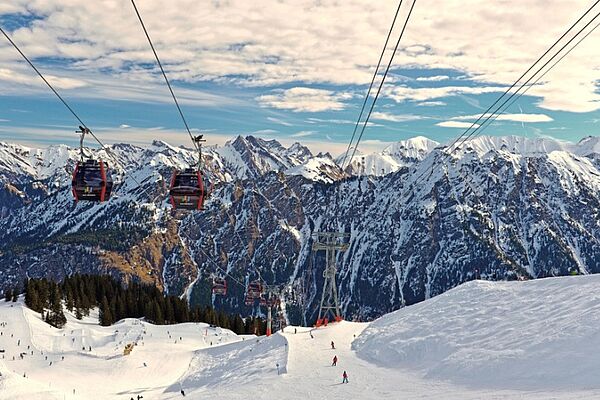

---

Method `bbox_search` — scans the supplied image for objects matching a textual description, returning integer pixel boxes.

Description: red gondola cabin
[71,159,113,202]
[212,277,227,296]
[169,168,211,210]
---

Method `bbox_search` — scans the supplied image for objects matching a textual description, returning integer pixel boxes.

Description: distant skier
[331,341,335,350]
[310,331,314,339]
[137,395,143,400]
[180,389,186,396]
[332,355,337,366]
[342,370,348,384]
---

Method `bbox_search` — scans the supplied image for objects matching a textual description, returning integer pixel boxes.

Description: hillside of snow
[354,275,600,391]
[4,276,600,399]
[0,300,244,399]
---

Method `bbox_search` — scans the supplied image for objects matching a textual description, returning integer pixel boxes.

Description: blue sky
[0,1,598,154]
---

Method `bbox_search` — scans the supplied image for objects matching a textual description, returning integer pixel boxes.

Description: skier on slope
[331,341,335,350]
[342,370,349,384]
[332,355,337,366]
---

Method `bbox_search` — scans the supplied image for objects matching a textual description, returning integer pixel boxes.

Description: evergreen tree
[152,300,164,324]
[4,288,12,302]
[45,284,66,328]
[99,296,113,326]
[244,317,253,334]
[21,274,252,333]
[25,285,42,313]
[74,306,83,320]
[233,314,245,335]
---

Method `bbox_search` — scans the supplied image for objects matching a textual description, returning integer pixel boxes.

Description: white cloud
[417,101,447,107]
[0,65,242,108]
[257,87,352,112]
[267,117,293,126]
[305,117,383,127]
[416,75,449,82]
[436,121,480,129]
[253,129,278,135]
[306,117,354,124]
[291,130,316,137]
[385,85,506,103]
[0,67,87,90]
[0,0,599,112]
[371,112,426,122]
[451,113,554,123]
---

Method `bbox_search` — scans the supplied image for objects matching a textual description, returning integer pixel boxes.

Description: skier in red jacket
[342,370,348,383]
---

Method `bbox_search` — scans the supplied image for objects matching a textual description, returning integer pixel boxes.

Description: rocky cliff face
[1,135,599,323]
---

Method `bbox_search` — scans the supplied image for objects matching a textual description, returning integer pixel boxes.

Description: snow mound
[353,276,600,390]
[169,333,288,393]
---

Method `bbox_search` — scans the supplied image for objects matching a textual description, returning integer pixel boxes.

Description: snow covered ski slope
[4,275,600,399]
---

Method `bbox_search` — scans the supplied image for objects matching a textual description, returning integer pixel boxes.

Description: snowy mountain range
[1,134,599,322]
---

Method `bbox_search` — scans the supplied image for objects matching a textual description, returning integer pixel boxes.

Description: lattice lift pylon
[312,232,349,327]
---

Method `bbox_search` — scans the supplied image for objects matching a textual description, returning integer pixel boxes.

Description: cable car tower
[312,232,349,327]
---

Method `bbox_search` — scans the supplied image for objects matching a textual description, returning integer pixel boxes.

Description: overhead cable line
[339,0,405,170]
[131,0,198,150]
[0,24,151,192]
[0,26,109,153]
[445,0,600,156]
[451,8,600,153]
[472,19,600,138]
[347,0,417,165]
[389,4,600,207]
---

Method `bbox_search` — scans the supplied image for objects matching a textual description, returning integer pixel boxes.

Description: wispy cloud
[291,130,316,137]
[371,112,426,122]
[253,129,278,135]
[385,85,506,103]
[417,101,446,107]
[267,117,293,127]
[416,75,449,82]
[451,113,553,123]
[257,87,352,112]
[436,121,480,129]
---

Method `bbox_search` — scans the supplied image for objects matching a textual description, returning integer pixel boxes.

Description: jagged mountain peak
[455,135,568,156]
[576,135,600,156]
[381,136,440,158]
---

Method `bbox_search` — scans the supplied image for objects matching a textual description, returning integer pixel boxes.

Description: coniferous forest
[15,274,265,335]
